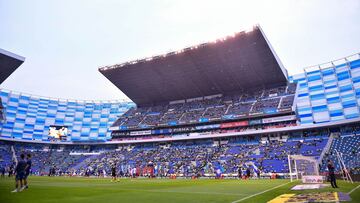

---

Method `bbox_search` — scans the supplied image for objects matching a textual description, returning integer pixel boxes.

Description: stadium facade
[0,26,359,181]
[290,54,360,124]
[0,90,133,142]
[0,26,359,144]
[1,53,360,143]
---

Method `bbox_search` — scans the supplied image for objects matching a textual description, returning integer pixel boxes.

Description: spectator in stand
[1,129,358,179]
[111,84,296,128]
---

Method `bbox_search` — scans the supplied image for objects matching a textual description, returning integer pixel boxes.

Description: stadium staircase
[277,97,283,109]
[11,145,17,163]
[258,89,265,98]
[318,133,336,164]
[224,105,231,115]
[249,101,256,112]
[138,116,147,126]
[285,85,289,94]
[178,112,186,121]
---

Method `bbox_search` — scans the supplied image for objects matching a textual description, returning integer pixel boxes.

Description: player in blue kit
[23,154,32,189]
[12,154,27,193]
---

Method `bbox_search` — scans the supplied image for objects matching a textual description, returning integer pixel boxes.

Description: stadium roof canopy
[99,26,288,106]
[0,48,25,85]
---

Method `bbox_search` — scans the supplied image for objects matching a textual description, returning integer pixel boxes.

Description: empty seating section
[321,134,360,174]
[113,83,297,128]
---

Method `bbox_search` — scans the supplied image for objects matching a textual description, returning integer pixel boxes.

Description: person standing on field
[327,160,338,188]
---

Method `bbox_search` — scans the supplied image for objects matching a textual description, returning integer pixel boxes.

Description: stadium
[1,4,360,203]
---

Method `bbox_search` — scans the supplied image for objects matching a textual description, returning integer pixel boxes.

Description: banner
[249,112,263,116]
[147,112,160,116]
[168,121,178,126]
[262,115,296,124]
[264,108,277,114]
[111,131,130,137]
[119,126,128,130]
[249,119,262,125]
[278,107,292,112]
[172,127,196,133]
[151,129,172,135]
[302,175,324,184]
[130,130,152,136]
[189,132,211,136]
[233,113,248,118]
[223,114,248,119]
[222,115,235,120]
[109,126,120,131]
[139,124,149,128]
[195,124,221,130]
[199,118,209,123]
[220,121,248,128]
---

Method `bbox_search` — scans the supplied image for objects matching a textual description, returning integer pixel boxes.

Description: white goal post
[288,155,320,182]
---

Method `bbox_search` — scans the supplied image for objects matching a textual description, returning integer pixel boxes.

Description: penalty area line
[348,184,360,195]
[230,181,291,203]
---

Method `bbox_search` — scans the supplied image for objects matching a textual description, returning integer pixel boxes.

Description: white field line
[230,182,291,203]
[348,184,360,195]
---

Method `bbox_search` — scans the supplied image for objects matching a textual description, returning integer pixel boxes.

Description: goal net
[288,155,320,182]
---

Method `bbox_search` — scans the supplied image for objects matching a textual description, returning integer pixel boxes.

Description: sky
[0,0,359,101]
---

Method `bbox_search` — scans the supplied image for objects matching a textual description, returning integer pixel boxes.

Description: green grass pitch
[0,176,359,203]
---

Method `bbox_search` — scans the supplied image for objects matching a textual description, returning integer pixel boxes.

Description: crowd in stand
[111,121,298,142]
[112,84,296,128]
[2,126,359,178]
[1,123,359,179]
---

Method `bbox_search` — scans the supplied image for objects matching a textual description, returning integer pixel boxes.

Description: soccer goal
[288,155,321,182]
